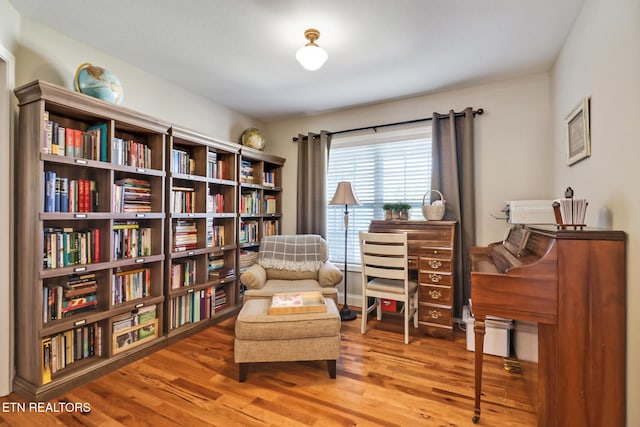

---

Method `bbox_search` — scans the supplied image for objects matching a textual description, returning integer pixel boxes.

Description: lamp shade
[329,182,361,206]
[296,45,328,71]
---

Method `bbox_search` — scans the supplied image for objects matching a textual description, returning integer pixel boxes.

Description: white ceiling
[10,0,585,121]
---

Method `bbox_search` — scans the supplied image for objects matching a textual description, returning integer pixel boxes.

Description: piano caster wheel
[472,415,480,424]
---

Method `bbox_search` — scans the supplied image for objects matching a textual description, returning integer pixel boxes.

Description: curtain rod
[292,108,483,142]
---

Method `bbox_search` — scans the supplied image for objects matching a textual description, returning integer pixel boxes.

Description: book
[271,293,304,308]
[44,171,56,212]
[87,123,108,162]
[42,337,52,384]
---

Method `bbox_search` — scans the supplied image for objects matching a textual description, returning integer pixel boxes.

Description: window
[327,125,432,266]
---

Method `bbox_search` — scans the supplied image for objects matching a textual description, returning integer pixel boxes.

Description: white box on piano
[507,200,556,224]
[463,305,513,357]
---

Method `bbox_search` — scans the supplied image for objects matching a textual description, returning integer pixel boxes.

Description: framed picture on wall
[565,97,591,166]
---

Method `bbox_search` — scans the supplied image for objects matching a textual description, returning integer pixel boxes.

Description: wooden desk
[368,220,456,339]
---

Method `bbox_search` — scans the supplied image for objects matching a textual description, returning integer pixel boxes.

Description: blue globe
[74,63,124,105]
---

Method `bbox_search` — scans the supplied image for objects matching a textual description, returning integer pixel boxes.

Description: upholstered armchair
[240,234,343,304]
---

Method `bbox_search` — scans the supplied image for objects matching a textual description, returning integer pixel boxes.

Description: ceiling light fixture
[296,28,328,71]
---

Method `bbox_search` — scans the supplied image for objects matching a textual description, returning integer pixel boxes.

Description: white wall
[551,0,640,425]
[0,0,19,398]
[265,73,553,245]
[16,18,263,142]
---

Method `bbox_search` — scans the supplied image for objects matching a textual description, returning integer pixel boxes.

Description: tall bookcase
[238,147,285,288]
[14,81,168,400]
[165,127,239,339]
[13,80,286,400]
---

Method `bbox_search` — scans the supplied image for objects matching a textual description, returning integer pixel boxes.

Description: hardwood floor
[0,314,537,426]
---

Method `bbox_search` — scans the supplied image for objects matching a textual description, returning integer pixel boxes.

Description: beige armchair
[240,234,343,304]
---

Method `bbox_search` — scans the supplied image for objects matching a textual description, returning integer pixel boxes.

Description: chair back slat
[362,254,406,269]
[361,242,405,256]
[364,265,405,280]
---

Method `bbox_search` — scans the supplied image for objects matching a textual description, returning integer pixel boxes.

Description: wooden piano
[470,225,626,426]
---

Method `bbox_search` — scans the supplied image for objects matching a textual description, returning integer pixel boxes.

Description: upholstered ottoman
[234,298,341,381]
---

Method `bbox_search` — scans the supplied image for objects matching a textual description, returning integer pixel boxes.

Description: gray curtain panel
[431,107,476,318]
[296,130,332,238]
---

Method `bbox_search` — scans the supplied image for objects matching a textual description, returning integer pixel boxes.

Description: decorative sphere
[240,128,266,150]
[74,63,124,105]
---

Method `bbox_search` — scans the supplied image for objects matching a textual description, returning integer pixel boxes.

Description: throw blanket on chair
[258,234,324,272]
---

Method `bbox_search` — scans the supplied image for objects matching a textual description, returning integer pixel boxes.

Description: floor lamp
[329,181,361,321]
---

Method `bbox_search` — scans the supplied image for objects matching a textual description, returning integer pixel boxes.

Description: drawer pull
[429,310,442,320]
[428,260,442,269]
[428,289,442,300]
[429,273,442,283]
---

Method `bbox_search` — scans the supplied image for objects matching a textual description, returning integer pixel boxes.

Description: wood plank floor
[0,314,537,426]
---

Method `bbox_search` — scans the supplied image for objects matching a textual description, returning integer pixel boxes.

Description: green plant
[382,203,398,211]
[396,203,412,212]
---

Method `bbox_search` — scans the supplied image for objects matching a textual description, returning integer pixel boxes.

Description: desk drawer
[418,271,452,286]
[419,257,452,271]
[414,247,452,260]
[418,304,453,326]
[418,284,452,305]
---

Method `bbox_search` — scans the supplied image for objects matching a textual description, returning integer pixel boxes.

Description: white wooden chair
[359,232,419,344]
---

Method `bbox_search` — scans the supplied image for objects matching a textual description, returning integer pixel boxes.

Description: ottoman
[234,297,341,381]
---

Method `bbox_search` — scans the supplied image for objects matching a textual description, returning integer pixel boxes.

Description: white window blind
[327,126,432,266]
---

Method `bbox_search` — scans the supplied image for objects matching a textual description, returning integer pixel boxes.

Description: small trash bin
[463,305,512,357]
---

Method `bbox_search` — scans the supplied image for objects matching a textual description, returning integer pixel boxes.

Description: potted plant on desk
[382,203,411,220]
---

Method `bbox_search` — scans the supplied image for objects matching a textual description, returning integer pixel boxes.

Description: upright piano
[470,225,626,426]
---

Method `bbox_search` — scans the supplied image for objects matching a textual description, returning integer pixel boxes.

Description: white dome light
[296,29,328,71]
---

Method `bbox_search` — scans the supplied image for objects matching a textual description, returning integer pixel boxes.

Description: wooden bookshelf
[165,127,240,339]
[13,81,168,401]
[13,80,287,400]
[238,146,285,248]
[238,147,285,301]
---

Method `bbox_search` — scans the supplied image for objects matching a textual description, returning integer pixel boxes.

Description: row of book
[239,249,258,273]
[171,186,196,213]
[263,171,276,187]
[207,152,229,180]
[44,172,98,213]
[171,148,196,175]
[43,113,108,162]
[43,273,98,322]
[207,192,225,213]
[206,219,226,247]
[112,268,151,305]
[264,219,279,237]
[553,198,588,225]
[208,256,229,282]
[113,178,152,213]
[264,195,277,214]
[42,323,102,384]
[112,137,152,169]
[168,287,227,329]
[240,160,254,183]
[170,258,197,289]
[112,305,157,353]
[113,222,152,260]
[239,220,259,244]
[173,220,197,251]
[43,227,101,269]
[240,190,260,214]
